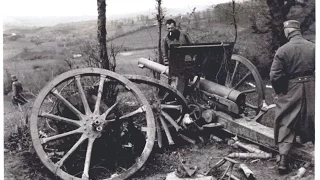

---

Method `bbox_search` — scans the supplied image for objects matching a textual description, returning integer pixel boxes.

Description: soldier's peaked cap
[283,20,300,29]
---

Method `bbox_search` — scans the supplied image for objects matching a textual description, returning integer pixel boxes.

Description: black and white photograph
[2,0,316,179]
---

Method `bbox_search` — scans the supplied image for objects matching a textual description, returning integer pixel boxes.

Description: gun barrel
[138,58,169,75]
[199,78,245,105]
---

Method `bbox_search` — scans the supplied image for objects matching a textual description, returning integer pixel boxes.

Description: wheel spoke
[82,138,96,180]
[245,102,259,110]
[100,100,119,120]
[39,113,81,127]
[94,75,106,115]
[229,61,239,86]
[75,75,91,115]
[56,134,87,168]
[233,71,252,89]
[160,92,170,102]
[41,128,83,144]
[164,100,178,105]
[161,111,181,131]
[51,88,83,119]
[118,106,146,120]
[242,89,256,94]
[160,104,182,111]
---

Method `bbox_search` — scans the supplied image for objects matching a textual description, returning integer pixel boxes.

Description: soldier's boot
[278,155,289,174]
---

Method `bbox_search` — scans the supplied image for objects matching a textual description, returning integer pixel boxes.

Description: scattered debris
[239,163,255,180]
[231,140,267,154]
[209,135,223,143]
[166,171,215,180]
[228,137,272,160]
[228,152,272,159]
[201,109,216,123]
[172,153,214,180]
[217,157,239,180]
[179,134,196,144]
[182,113,193,125]
[226,172,241,180]
[289,162,311,180]
[250,159,260,164]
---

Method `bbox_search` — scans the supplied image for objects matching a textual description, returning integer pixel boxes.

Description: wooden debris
[159,116,174,145]
[233,141,266,154]
[209,135,223,142]
[166,171,215,180]
[239,163,255,180]
[226,172,241,180]
[228,153,272,159]
[155,118,163,148]
[289,162,311,180]
[179,134,196,144]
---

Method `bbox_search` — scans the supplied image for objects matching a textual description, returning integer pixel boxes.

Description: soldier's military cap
[283,20,301,29]
[11,75,18,81]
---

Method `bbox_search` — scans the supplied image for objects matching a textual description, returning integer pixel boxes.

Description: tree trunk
[266,0,297,53]
[232,0,238,43]
[156,0,164,79]
[97,0,109,70]
[266,0,286,53]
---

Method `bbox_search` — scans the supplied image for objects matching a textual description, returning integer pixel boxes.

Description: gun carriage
[30,42,313,180]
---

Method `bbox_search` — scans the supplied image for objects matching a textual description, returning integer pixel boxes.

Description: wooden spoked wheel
[124,75,188,147]
[30,68,155,180]
[224,55,266,118]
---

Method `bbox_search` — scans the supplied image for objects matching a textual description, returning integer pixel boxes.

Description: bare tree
[97,0,109,69]
[156,0,165,65]
[250,0,315,53]
[231,0,238,43]
[214,0,241,42]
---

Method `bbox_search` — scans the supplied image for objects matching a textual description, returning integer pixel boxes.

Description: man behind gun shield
[270,20,315,174]
[162,19,192,65]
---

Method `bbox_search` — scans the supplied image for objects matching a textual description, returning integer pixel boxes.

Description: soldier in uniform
[162,19,192,65]
[11,75,28,107]
[270,20,315,173]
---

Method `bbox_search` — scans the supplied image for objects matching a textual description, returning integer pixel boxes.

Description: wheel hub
[82,115,106,138]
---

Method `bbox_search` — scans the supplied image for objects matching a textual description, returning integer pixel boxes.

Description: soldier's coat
[270,31,315,145]
[162,30,191,65]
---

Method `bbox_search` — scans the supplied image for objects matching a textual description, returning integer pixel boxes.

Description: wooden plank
[214,111,314,162]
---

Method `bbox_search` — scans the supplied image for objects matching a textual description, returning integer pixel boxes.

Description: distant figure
[11,75,27,107]
[162,19,192,65]
[270,20,315,174]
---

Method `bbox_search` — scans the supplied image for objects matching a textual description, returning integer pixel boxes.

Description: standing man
[162,19,191,65]
[11,75,28,108]
[270,20,315,174]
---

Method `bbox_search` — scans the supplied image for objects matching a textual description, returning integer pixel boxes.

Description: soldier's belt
[289,75,314,83]
[289,71,314,79]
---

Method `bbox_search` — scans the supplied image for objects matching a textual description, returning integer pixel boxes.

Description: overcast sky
[2,0,233,17]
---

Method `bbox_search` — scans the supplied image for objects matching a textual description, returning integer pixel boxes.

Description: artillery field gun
[30,42,314,179]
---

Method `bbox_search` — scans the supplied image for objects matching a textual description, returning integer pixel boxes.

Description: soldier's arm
[162,38,169,65]
[270,50,287,94]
